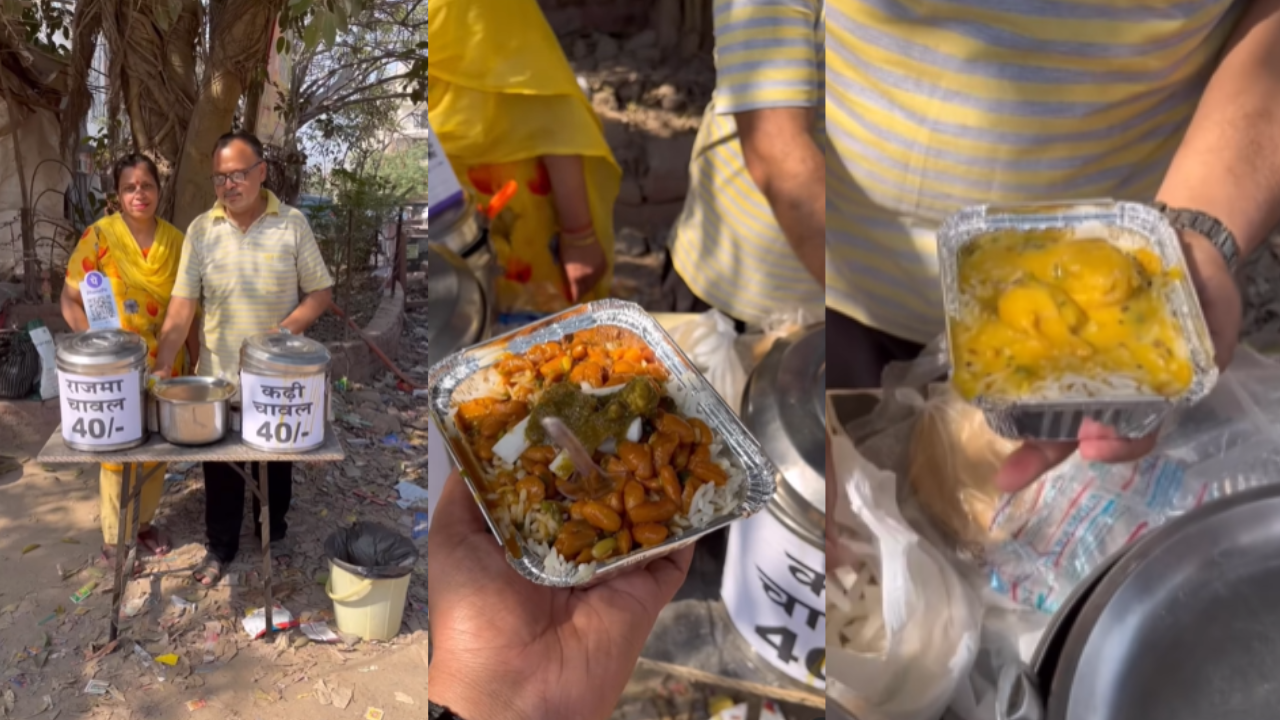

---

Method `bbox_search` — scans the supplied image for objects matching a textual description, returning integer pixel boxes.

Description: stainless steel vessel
[722,323,827,689]
[55,329,149,452]
[430,200,496,335]
[427,241,490,365]
[151,376,235,446]
[239,331,332,453]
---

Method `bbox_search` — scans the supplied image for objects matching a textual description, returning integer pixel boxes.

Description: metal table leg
[230,461,275,637]
[108,463,167,642]
[258,460,274,633]
[108,462,134,642]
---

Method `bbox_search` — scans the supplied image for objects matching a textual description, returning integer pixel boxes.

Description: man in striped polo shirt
[154,131,334,585]
[665,0,827,328]
[826,0,1277,490]
[680,0,1279,489]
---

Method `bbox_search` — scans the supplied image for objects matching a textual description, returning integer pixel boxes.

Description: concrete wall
[325,287,405,385]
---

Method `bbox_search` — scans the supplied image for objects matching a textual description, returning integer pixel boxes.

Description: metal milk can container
[722,323,827,689]
[238,331,331,453]
[55,329,149,452]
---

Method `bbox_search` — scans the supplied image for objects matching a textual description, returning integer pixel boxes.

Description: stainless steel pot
[239,331,332,453]
[151,376,235,446]
[720,322,827,690]
[55,329,149,452]
[431,200,496,329]
[427,241,490,365]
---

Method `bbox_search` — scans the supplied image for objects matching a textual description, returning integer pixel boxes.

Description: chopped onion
[493,416,531,465]
[625,417,642,442]
[583,384,627,397]
[550,449,575,479]
[598,437,617,455]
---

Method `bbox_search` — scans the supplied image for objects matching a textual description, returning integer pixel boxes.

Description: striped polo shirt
[826,0,1243,343]
[173,190,334,378]
[669,0,828,326]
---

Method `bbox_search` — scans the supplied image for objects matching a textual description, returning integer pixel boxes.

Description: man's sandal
[192,554,224,587]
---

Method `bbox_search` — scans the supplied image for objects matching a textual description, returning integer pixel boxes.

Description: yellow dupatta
[427,0,621,293]
[92,212,184,304]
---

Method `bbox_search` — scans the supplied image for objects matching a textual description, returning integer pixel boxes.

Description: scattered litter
[156,653,180,666]
[21,544,39,555]
[1,689,13,715]
[242,606,298,639]
[413,512,429,540]
[365,708,384,720]
[314,570,329,586]
[37,612,57,626]
[71,581,97,604]
[332,686,353,710]
[171,595,197,612]
[74,607,90,616]
[395,691,415,705]
[382,434,413,450]
[300,621,340,643]
[132,643,166,683]
[358,665,378,672]
[60,537,79,545]
[121,595,150,618]
[185,699,207,711]
[83,680,109,696]
[85,639,119,661]
[253,688,275,704]
[411,388,428,398]
[347,438,372,448]
[314,679,333,705]
[394,481,430,509]
[8,676,28,690]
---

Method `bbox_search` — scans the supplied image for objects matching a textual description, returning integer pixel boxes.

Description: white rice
[456,359,747,582]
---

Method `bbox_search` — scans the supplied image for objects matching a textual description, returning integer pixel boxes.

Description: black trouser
[202,461,293,564]
[825,306,925,389]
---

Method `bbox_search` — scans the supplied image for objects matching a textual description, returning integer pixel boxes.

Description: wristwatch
[1152,201,1241,274]
[429,701,463,719]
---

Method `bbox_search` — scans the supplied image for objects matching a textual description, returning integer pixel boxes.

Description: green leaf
[276,36,286,54]
[303,16,321,51]
[321,12,337,48]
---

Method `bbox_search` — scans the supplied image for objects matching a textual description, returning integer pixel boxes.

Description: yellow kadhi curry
[950,229,1193,401]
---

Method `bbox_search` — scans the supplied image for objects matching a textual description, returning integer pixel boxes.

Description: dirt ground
[0,299,432,720]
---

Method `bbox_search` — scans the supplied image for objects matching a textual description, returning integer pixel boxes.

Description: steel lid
[428,242,486,366]
[1038,482,1280,720]
[740,322,825,518]
[240,332,331,374]
[55,329,147,369]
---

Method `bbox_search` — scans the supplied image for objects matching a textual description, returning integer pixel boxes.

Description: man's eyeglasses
[211,160,264,187]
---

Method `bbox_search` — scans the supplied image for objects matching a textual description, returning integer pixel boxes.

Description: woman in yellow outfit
[61,154,199,569]
[428,0,621,316]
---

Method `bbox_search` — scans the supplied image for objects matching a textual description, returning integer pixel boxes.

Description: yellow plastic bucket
[325,559,412,642]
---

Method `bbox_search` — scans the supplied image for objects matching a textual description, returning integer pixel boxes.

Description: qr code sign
[86,295,116,321]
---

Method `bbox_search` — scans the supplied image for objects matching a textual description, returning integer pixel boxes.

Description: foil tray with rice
[426,299,779,588]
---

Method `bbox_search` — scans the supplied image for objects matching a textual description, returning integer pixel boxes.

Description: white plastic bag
[28,325,57,400]
[668,309,747,414]
[828,413,981,720]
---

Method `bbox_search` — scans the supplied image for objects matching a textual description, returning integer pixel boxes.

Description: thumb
[995,440,1076,493]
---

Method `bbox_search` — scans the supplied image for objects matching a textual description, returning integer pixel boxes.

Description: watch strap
[429,701,463,720]
[1152,201,1241,273]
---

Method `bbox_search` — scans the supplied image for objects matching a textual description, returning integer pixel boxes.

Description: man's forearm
[281,288,332,335]
[1156,0,1280,257]
[155,297,198,371]
[736,109,826,287]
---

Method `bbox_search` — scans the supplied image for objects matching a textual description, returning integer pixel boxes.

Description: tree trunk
[170,0,284,231]
[115,0,200,217]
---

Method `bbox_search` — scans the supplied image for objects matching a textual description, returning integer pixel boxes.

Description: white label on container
[79,271,122,330]
[58,370,142,446]
[721,508,826,689]
[426,120,465,210]
[240,371,325,451]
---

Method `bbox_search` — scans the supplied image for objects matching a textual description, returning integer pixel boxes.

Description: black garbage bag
[0,331,39,399]
[325,521,418,579]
